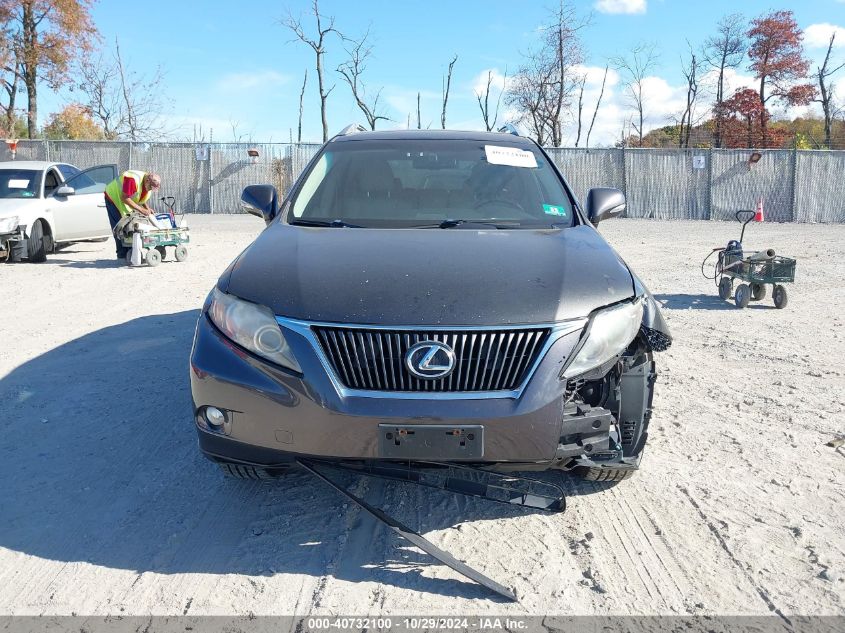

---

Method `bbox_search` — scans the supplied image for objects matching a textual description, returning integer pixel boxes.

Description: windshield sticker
[543,204,569,218]
[8,179,29,188]
[484,145,538,168]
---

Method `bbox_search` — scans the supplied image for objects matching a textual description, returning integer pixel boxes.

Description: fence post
[44,140,50,162]
[790,146,798,222]
[621,146,627,205]
[128,141,133,170]
[707,147,713,220]
[208,141,214,214]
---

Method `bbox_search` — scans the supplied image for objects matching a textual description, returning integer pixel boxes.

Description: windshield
[0,169,40,199]
[288,139,575,228]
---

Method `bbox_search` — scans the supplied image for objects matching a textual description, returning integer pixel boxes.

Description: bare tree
[283,0,339,142]
[585,64,608,148]
[678,44,700,148]
[297,69,307,142]
[475,69,507,132]
[77,39,169,140]
[702,13,746,147]
[612,43,659,147]
[337,30,389,130]
[813,32,845,149]
[506,54,553,144]
[506,1,587,146]
[440,54,457,129]
[573,73,586,146]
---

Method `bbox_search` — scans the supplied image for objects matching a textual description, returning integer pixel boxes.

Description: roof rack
[497,123,520,136]
[337,123,368,136]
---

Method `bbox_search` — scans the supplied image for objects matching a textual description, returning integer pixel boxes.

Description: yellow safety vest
[105,170,153,216]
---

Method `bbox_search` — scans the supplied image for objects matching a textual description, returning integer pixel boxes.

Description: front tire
[574,466,636,482]
[718,277,732,300]
[145,248,162,267]
[735,283,750,308]
[773,284,788,309]
[218,463,293,480]
[27,220,48,262]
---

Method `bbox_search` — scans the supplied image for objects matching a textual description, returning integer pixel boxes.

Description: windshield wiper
[416,218,523,229]
[290,219,362,228]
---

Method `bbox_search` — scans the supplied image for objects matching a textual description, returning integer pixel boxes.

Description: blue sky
[43,0,845,145]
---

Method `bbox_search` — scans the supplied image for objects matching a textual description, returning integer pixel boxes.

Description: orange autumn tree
[747,10,816,147]
[0,0,98,138]
[43,103,105,140]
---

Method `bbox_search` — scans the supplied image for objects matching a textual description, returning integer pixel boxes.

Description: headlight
[207,287,301,372]
[562,299,643,379]
[0,216,19,233]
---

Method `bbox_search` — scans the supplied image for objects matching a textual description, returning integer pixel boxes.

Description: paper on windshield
[8,179,29,188]
[484,145,538,168]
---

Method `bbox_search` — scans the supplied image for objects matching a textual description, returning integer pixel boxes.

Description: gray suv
[189,129,671,483]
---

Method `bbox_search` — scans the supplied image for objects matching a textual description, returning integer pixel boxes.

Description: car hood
[224,223,635,326]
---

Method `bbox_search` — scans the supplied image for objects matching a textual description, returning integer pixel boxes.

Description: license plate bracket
[378,424,484,459]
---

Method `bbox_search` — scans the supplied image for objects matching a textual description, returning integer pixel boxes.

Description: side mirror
[240,184,279,224]
[55,185,75,197]
[586,187,626,226]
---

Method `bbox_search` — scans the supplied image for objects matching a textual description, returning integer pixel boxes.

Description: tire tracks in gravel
[678,485,792,625]
[293,473,375,615]
[562,476,688,611]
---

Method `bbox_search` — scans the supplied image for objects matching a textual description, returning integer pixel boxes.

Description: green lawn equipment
[702,210,796,309]
[120,196,190,267]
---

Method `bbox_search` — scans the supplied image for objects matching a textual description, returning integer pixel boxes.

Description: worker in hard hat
[103,170,161,260]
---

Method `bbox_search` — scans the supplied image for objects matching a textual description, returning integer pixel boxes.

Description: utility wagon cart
[705,210,796,309]
[121,196,190,267]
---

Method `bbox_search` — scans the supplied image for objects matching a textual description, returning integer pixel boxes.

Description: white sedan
[0,161,118,262]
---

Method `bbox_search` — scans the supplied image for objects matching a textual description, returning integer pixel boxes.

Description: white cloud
[804,23,845,48]
[594,0,646,15]
[471,68,512,97]
[573,64,620,88]
[215,70,290,92]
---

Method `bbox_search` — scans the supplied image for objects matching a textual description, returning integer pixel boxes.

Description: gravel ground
[0,216,842,617]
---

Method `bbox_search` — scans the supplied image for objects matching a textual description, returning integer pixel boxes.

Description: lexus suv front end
[189,129,671,482]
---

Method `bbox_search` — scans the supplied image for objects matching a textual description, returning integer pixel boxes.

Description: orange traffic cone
[754,197,764,222]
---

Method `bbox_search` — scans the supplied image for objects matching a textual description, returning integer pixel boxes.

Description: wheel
[573,466,636,482]
[156,245,167,261]
[218,463,292,480]
[751,283,767,301]
[718,277,732,300]
[27,220,48,262]
[145,248,162,267]
[773,284,788,309]
[125,251,133,265]
[174,245,188,262]
[735,283,750,308]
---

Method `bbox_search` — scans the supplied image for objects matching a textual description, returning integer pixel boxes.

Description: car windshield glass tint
[289,139,575,228]
[0,169,40,199]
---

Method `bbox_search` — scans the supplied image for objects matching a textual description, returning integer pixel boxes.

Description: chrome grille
[313,327,550,392]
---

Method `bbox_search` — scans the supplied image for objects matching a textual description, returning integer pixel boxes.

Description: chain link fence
[2,140,844,222]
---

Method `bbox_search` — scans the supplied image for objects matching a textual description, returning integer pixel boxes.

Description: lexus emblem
[405,341,456,380]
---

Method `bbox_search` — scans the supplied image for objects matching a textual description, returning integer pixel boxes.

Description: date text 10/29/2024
[307,617,529,631]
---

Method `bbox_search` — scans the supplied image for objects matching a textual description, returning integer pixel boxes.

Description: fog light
[205,406,226,427]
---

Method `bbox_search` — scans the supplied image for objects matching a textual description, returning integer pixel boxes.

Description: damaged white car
[0,161,117,262]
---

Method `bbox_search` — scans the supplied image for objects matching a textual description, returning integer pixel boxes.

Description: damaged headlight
[562,298,643,379]
[0,216,19,233]
[207,287,301,372]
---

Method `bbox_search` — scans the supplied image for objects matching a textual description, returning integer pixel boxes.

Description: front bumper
[190,313,614,467]
[0,227,25,260]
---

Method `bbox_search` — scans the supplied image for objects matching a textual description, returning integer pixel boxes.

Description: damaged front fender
[632,271,672,352]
